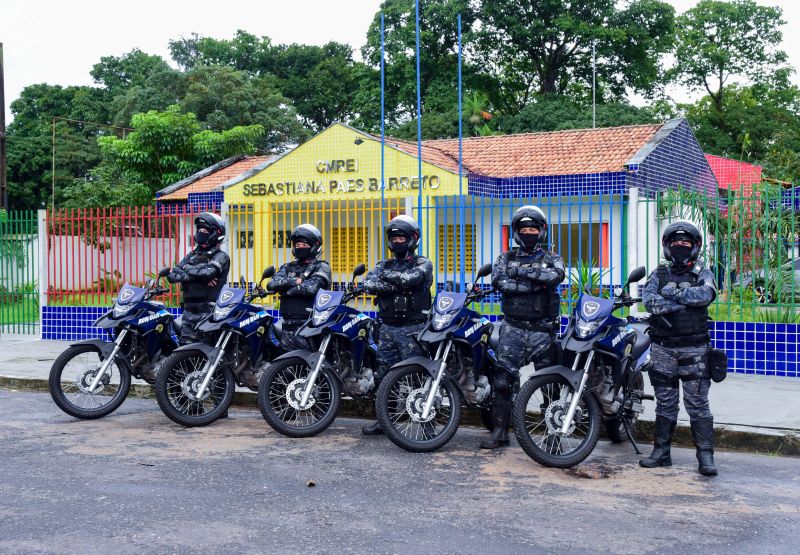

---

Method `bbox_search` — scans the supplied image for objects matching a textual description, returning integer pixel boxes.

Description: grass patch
[0,297,39,324]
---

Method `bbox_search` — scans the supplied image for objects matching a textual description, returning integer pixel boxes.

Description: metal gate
[0,210,40,334]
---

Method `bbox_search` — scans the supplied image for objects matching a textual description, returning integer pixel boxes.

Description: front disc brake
[406,388,439,423]
[286,378,315,410]
[76,368,110,394]
[181,370,212,402]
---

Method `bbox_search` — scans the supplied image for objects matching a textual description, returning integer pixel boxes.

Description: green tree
[671,0,788,112]
[97,106,265,194]
[476,0,675,110]
[180,65,309,149]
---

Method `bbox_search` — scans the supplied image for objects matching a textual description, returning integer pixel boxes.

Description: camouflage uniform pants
[376,322,426,380]
[495,320,556,401]
[650,342,712,422]
[280,319,311,352]
[180,303,214,345]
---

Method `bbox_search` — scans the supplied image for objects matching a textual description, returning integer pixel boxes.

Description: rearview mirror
[626,266,647,286]
[158,266,170,278]
[444,280,455,292]
[147,278,156,288]
[353,264,366,278]
[239,275,246,288]
[262,266,275,280]
[475,263,493,280]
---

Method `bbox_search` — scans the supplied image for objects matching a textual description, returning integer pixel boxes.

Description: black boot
[691,417,718,476]
[362,421,383,436]
[640,415,676,468]
[480,400,511,449]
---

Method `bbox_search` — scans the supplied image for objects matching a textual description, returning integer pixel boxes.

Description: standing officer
[361,215,433,436]
[641,220,718,476]
[266,224,332,357]
[166,212,230,357]
[484,205,565,449]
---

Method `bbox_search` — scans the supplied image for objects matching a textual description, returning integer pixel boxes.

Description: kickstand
[621,413,642,454]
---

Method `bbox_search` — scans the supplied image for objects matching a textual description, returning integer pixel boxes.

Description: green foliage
[96,106,264,194]
[671,0,788,111]
[563,260,611,301]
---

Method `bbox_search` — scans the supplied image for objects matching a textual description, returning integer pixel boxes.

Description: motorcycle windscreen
[433,292,467,316]
[116,283,146,306]
[576,295,615,322]
[314,289,344,310]
[216,286,244,307]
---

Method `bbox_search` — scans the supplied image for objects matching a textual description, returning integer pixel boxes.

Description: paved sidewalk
[2,335,799,448]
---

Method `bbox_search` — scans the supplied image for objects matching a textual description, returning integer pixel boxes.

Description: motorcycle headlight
[212,304,236,321]
[312,307,335,326]
[431,312,456,331]
[575,318,603,339]
[112,303,133,318]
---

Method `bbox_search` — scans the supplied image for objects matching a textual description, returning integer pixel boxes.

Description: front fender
[270,349,334,381]
[390,356,441,379]
[531,364,583,392]
[173,342,221,361]
[70,339,118,360]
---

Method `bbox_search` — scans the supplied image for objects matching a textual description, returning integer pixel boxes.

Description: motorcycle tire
[155,350,235,427]
[513,373,601,469]
[49,344,132,419]
[375,366,463,453]
[258,357,341,438]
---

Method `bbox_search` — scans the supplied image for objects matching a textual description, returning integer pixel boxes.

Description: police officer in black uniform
[361,215,434,436]
[266,224,332,357]
[641,220,718,476]
[167,212,231,345]
[483,205,565,449]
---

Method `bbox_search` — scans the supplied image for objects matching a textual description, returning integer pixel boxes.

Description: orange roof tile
[159,156,273,201]
[424,124,664,178]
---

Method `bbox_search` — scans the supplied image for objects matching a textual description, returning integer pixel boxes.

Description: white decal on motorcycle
[438,296,454,311]
[583,301,600,317]
[120,288,134,302]
[317,293,332,307]
[220,290,234,304]
[239,312,267,328]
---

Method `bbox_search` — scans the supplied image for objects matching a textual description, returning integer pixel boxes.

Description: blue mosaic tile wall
[42,305,799,377]
[468,171,628,198]
[627,119,718,198]
[188,191,224,212]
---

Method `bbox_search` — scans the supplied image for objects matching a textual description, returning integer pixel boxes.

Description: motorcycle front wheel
[258,358,341,438]
[512,374,601,468]
[154,350,234,427]
[375,366,463,453]
[49,344,131,419]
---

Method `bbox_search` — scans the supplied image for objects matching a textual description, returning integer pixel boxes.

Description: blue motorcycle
[258,264,378,438]
[154,267,284,427]
[512,266,653,468]
[49,267,179,419]
[374,263,498,452]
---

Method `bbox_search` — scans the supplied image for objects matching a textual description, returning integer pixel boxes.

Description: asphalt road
[1,389,798,555]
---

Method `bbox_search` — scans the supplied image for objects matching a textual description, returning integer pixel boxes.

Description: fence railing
[0,210,40,334]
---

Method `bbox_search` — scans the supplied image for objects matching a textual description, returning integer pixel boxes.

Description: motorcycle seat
[629,323,651,359]
[490,322,501,350]
[272,320,283,338]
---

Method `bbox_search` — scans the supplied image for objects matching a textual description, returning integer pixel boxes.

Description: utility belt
[182,300,214,311]
[503,317,558,334]
[652,334,709,348]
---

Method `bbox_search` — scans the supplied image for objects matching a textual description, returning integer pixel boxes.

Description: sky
[2,0,800,123]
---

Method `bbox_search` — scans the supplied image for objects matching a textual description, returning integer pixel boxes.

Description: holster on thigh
[678,355,708,383]
[649,370,680,389]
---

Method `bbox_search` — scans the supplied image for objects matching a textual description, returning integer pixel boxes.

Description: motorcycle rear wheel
[258,358,341,438]
[376,366,463,453]
[49,344,131,419]
[513,374,601,468]
[155,350,234,427]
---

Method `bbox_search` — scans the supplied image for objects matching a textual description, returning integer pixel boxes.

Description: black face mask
[519,233,540,250]
[669,245,693,265]
[388,236,411,257]
[293,246,312,261]
[195,230,211,247]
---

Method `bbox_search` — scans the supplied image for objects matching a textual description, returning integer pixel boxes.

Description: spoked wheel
[258,358,340,438]
[155,350,234,427]
[512,374,601,468]
[605,373,645,444]
[375,366,463,453]
[754,283,775,304]
[49,344,131,419]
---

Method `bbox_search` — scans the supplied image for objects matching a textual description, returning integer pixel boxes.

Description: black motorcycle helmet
[662,220,702,271]
[194,212,226,249]
[385,215,420,257]
[290,223,323,261]
[511,205,548,250]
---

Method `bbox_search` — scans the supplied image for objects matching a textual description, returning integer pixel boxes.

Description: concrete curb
[4,376,799,457]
